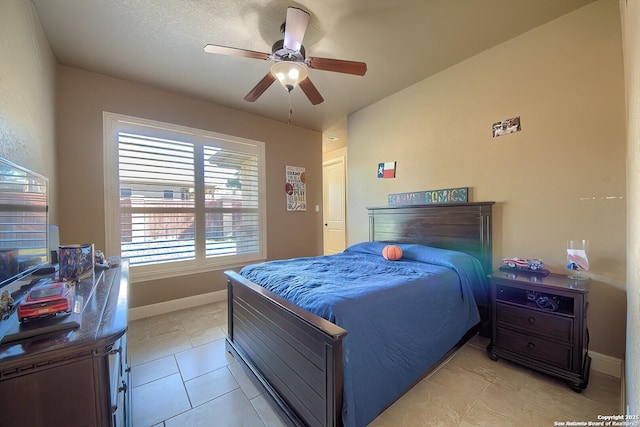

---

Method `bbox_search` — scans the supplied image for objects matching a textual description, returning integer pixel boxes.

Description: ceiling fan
[204,6,367,105]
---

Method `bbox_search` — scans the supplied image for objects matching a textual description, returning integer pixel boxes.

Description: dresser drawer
[496,303,573,343]
[495,328,572,370]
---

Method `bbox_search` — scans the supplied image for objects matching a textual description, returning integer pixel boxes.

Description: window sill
[128,258,266,283]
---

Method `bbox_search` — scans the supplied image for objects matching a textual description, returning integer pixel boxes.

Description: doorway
[322,156,346,254]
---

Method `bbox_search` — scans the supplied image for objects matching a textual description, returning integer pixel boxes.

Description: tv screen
[0,158,49,295]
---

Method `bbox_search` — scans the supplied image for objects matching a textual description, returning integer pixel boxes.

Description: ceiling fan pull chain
[288,92,293,126]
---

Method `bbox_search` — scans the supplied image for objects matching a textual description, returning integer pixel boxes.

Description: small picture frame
[58,244,94,281]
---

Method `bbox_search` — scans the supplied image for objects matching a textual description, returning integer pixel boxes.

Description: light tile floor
[128,301,621,426]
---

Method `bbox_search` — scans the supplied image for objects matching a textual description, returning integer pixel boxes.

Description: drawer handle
[528,317,536,324]
[527,342,536,350]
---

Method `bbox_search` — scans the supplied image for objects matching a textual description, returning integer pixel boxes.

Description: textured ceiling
[31,0,597,145]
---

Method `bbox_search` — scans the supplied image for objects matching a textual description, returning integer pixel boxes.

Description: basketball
[382,245,403,261]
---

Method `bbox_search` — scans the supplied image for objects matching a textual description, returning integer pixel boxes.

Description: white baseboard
[590,350,623,378]
[128,290,226,321]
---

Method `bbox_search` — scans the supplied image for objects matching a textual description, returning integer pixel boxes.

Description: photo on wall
[492,116,521,138]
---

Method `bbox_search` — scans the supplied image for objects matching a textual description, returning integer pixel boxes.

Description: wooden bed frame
[225,202,494,427]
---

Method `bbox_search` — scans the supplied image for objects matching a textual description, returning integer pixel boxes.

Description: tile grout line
[457,381,491,425]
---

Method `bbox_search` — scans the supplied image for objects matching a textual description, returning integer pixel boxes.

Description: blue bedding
[240,242,489,427]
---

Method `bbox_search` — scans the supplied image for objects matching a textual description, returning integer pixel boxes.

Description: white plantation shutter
[118,133,196,265]
[104,113,266,280]
[202,143,260,257]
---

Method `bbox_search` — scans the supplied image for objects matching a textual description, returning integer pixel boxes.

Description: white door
[323,156,346,255]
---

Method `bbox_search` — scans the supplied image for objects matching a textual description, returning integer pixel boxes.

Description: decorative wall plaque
[388,187,469,206]
[285,165,306,211]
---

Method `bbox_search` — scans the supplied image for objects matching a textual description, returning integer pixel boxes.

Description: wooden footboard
[225,271,347,427]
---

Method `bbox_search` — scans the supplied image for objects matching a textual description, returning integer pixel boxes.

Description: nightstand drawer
[496,303,573,343]
[495,328,572,370]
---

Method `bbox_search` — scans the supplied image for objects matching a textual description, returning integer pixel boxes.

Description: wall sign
[388,187,469,206]
[285,165,306,211]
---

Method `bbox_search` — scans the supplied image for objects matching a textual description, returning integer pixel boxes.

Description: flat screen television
[0,158,49,297]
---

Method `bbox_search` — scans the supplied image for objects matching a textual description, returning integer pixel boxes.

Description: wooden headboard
[368,202,494,275]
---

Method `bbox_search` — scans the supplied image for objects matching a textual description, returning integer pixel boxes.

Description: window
[103,113,266,282]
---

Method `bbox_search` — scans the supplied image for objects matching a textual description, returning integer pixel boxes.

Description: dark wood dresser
[486,269,590,391]
[0,262,130,426]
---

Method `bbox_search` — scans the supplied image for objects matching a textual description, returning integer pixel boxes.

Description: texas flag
[377,162,396,179]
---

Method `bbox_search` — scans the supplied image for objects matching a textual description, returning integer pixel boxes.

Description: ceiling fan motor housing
[271,39,305,62]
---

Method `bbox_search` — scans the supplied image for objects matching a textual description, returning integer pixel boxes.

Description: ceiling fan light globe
[271,61,308,91]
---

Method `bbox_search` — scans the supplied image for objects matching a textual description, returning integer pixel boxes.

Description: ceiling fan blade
[299,77,324,105]
[244,72,276,102]
[283,7,310,52]
[204,44,270,61]
[307,57,367,76]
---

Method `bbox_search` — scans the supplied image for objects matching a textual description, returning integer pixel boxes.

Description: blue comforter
[240,242,489,427]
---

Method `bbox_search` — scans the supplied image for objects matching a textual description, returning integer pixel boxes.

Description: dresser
[486,269,590,391]
[0,262,130,426]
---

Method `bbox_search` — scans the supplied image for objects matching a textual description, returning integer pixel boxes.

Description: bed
[224,202,494,427]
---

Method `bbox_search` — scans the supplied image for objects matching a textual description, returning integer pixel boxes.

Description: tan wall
[323,146,347,163]
[0,0,57,223]
[347,0,626,359]
[55,66,323,308]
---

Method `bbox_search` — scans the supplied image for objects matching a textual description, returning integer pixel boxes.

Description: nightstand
[486,269,591,392]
